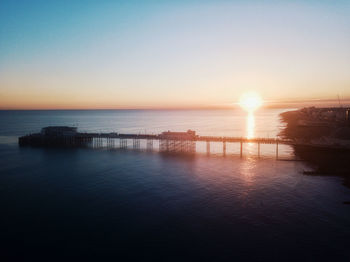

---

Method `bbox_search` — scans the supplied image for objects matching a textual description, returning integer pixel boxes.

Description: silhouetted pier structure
[19,127,294,159]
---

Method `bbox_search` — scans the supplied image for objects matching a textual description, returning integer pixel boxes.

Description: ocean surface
[0,109,350,261]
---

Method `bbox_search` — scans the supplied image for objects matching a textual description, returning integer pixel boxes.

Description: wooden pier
[19,127,294,159]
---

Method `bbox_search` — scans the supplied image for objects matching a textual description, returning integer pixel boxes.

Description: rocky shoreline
[280,107,350,189]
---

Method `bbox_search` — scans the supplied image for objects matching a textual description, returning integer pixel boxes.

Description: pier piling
[133,138,140,149]
[146,139,153,151]
[240,141,243,158]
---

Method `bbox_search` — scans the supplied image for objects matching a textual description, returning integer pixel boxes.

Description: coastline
[280,107,350,188]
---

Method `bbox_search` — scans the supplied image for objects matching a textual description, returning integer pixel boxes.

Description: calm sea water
[0,109,350,261]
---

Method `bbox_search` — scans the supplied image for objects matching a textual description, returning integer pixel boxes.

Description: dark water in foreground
[1,110,350,261]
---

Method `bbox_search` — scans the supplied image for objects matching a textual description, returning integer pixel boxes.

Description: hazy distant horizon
[1,97,349,110]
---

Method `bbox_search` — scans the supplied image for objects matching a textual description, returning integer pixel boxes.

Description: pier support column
[109,138,115,148]
[120,138,127,149]
[190,141,196,154]
[206,141,210,155]
[223,141,226,156]
[180,141,184,152]
[159,139,165,152]
[173,140,178,152]
[240,141,243,158]
[147,139,153,151]
[276,140,279,160]
[258,142,260,158]
[133,138,140,149]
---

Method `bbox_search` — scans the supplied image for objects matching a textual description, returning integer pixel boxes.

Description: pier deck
[19,127,294,159]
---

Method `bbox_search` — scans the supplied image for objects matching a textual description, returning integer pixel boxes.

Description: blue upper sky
[1,0,350,109]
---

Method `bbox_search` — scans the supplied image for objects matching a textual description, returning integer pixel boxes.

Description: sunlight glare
[239,92,263,112]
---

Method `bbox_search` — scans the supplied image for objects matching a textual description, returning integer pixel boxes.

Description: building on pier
[160,130,196,140]
[41,126,77,137]
[20,126,88,147]
[159,130,196,154]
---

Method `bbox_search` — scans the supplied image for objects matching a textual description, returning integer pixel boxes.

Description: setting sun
[239,92,263,112]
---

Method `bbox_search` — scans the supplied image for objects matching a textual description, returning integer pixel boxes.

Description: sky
[0,0,350,109]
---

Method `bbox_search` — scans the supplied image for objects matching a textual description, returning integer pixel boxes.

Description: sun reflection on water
[246,112,255,139]
[244,111,256,156]
[239,157,258,189]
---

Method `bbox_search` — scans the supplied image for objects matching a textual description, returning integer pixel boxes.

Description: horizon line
[1,98,350,111]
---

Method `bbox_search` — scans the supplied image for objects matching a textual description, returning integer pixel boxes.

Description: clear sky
[1,0,350,109]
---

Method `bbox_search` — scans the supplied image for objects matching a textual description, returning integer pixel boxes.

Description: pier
[19,127,294,159]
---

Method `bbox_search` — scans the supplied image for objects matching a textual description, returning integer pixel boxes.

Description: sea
[0,109,349,261]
